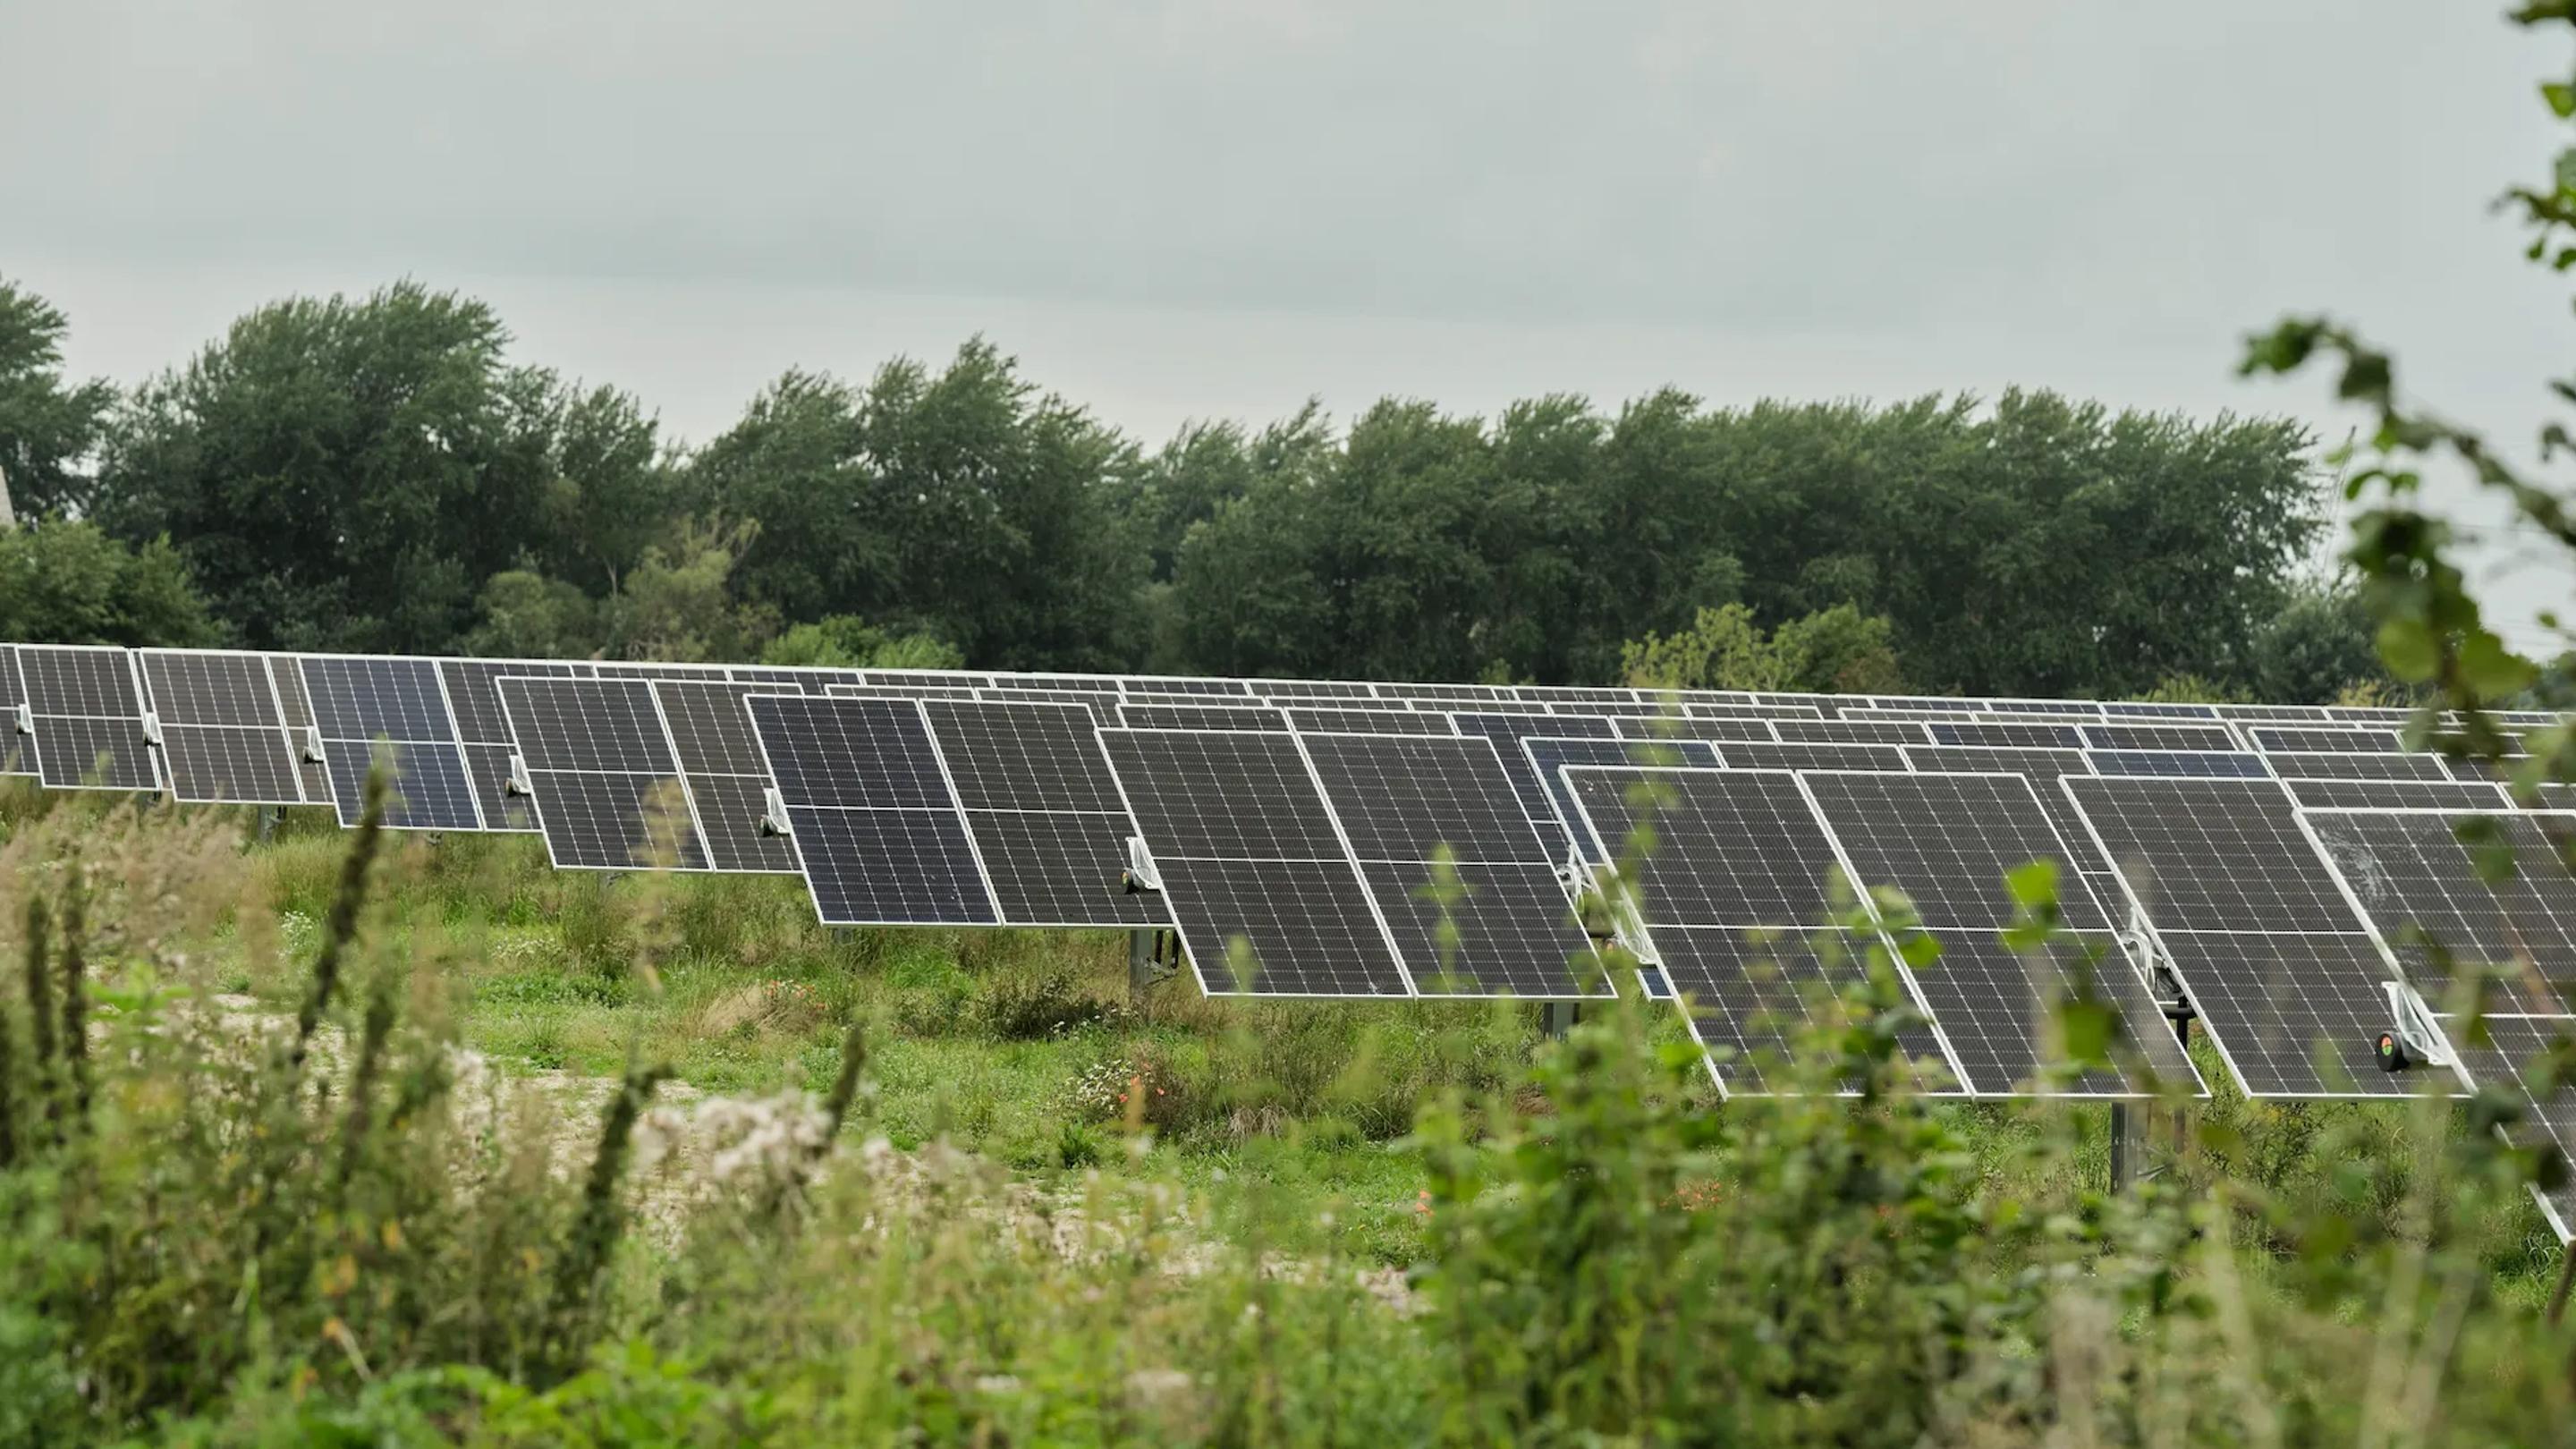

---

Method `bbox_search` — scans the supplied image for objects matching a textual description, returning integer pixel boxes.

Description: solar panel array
[24,645,2576,1146]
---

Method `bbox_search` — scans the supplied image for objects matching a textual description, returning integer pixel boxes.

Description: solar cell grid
[0,648,25,775]
[1929,721,2084,748]
[1563,766,1955,1093]
[2063,775,2408,1097]
[2254,726,2402,754]
[1715,741,1908,772]
[920,701,1166,922]
[1301,733,1556,866]
[140,650,283,727]
[2305,809,2576,1014]
[160,724,302,804]
[974,687,1121,725]
[2266,752,2451,782]
[1118,703,1287,731]
[1985,699,2110,716]
[752,694,957,811]
[827,682,979,700]
[499,676,672,774]
[1117,677,1250,696]
[1773,719,1930,745]
[2290,779,2511,810]
[1285,707,1454,735]
[1360,860,1603,998]
[32,715,159,792]
[863,670,996,688]
[299,657,457,743]
[496,676,710,871]
[2101,701,2218,718]
[1523,736,1723,863]
[1250,679,1377,699]
[2440,1013,2576,1239]
[2080,723,2239,752]
[1613,715,1775,743]
[1097,729,1348,861]
[2089,750,2270,778]
[744,694,1000,925]
[1799,771,2195,1096]
[19,645,143,719]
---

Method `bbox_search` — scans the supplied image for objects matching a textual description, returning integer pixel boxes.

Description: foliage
[0,276,114,520]
[759,614,962,672]
[0,519,219,648]
[1621,600,1905,693]
[601,517,778,664]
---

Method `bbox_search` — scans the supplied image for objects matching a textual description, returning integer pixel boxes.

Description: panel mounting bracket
[12,702,29,735]
[301,727,326,764]
[138,708,163,747]
[1122,835,1163,894]
[758,786,792,837]
[2385,980,2451,1068]
[504,752,534,799]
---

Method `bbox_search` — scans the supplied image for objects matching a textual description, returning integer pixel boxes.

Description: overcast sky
[4,0,2570,649]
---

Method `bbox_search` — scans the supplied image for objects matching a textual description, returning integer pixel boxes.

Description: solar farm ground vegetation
[0,779,2570,1444]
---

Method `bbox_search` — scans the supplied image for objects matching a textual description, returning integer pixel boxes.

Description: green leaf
[2376,616,2439,682]
[2059,999,2115,1067]
[2546,80,2576,118]
[2336,352,2393,402]
[2459,630,2538,696]
[2004,858,2061,910]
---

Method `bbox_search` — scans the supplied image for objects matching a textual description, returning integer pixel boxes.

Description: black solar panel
[1302,733,1603,997]
[2063,775,2406,1096]
[1613,716,1775,743]
[827,682,979,700]
[2306,809,2576,1014]
[1252,679,1377,699]
[1898,745,2106,876]
[2080,723,2239,752]
[19,645,157,792]
[746,694,999,925]
[975,687,1121,726]
[1118,703,1288,731]
[496,676,708,871]
[1714,741,1908,772]
[862,670,995,688]
[138,650,304,804]
[1100,728,1407,996]
[1928,721,2084,749]
[1801,771,2197,1096]
[1563,766,1955,1094]
[2441,1013,2576,1239]
[295,657,480,828]
[266,655,331,801]
[2089,750,2270,778]
[2099,701,2216,719]
[0,648,25,775]
[648,680,799,869]
[1772,719,1929,746]
[2289,779,2510,810]
[1523,736,1722,864]
[1986,699,2109,716]
[1450,711,1616,851]
[2253,726,2402,754]
[440,659,583,830]
[2265,752,2451,782]
[920,699,1160,927]
[734,666,862,693]
[1285,707,1454,735]
[1120,677,1251,696]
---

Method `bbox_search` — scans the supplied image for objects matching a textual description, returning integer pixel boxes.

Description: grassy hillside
[2,784,2572,1445]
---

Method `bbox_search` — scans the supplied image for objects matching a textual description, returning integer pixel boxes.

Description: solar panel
[136,649,303,804]
[1800,771,2199,1096]
[1928,721,2084,749]
[919,699,1161,928]
[1099,728,1408,996]
[2063,775,2407,1097]
[496,676,709,871]
[2440,1013,2576,1239]
[265,655,332,801]
[1714,741,1909,772]
[1284,707,1454,735]
[2080,723,2239,752]
[1450,711,1616,844]
[1772,719,1929,745]
[0,648,25,775]
[1377,682,1504,702]
[733,666,863,693]
[2305,809,2576,1014]
[2288,779,2508,810]
[649,680,802,873]
[1118,703,1288,731]
[18,645,158,792]
[2089,750,2270,778]
[2101,701,2218,719]
[746,693,999,925]
[2262,752,2450,782]
[826,681,980,700]
[2253,726,2402,754]
[439,658,589,830]
[1563,766,1958,1095]
[1897,745,2106,875]
[1302,733,1605,997]
[974,687,1121,726]
[863,670,995,688]
[1249,679,1377,699]
[1119,677,1251,697]
[1523,736,1723,864]
[1613,715,1776,743]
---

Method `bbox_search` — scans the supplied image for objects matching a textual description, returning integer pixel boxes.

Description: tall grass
[0,790,2572,1444]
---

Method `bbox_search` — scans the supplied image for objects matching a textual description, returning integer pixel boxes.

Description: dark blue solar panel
[2088,750,2271,778]
[320,740,481,830]
[300,657,458,742]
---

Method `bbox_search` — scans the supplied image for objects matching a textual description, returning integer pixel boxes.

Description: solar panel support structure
[2381,980,2451,1072]
[1545,1000,1583,1040]
[1127,928,1182,1002]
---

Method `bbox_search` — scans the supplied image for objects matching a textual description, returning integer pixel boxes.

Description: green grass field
[4,787,2575,1445]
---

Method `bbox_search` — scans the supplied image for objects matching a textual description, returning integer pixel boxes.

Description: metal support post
[1129,928,1156,1003]
[1545,1000,1581,1040]
[2110,1102,2132,1192]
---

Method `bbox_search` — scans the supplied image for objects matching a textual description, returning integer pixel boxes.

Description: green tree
[0,520,219,648]
[93,284,646,654]
[604,519,777,664]
[691,342,1145,671]
[761,614,963,671]
[2241,578,2385,704]
[0,278,114,520]
[1619,602,1905,693]
[460,570,603,659]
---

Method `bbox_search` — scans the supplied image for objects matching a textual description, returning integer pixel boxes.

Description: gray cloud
[4,0,2569,646]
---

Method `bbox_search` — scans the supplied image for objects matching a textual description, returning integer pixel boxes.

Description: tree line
[0,275,2388,701]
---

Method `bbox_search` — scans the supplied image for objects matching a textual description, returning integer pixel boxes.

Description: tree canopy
[0,274,2392,702]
